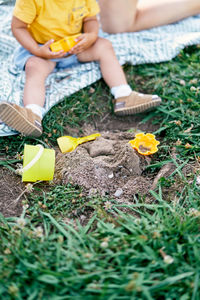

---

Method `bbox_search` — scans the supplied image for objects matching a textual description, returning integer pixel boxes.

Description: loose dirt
[0,167,24,217]
[55,114,159,201]
[2,113,194,218]
[55,132,152,200]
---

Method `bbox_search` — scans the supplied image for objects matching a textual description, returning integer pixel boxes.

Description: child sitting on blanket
[0,0,161,137]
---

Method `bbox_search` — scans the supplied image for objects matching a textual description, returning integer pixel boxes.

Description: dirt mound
[55,132,152,200]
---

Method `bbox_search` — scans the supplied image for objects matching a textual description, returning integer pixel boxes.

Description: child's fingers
[70,40,86,53]
[69,46,83,54]
[44,39,55,47]
[75,34,84,42]
[70,45,80,53]
[43,50,66,59]
[74,38,86,47]
[51,50,65,56]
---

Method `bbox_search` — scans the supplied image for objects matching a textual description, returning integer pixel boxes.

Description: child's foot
[114,91,162,115]
[0,102,42,137]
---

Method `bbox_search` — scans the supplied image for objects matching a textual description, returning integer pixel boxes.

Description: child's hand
[69,33,97,54]
[35,40,66,59]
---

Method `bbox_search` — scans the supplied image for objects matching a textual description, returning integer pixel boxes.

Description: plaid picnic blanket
[0,3,200,136]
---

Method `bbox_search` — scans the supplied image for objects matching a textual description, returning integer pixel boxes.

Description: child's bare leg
[78,38,127,88]
[99,0,200,33]
[0,57,56,136]
[24,57,56,108]
[77,38,161,115]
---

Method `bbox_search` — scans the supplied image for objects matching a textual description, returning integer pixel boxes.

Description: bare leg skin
[99,0,138,34]
[99,0,200,33]
[24,56,56,107]
[0,57,56,137]
[77,37,162,116]
[77,38,127,88]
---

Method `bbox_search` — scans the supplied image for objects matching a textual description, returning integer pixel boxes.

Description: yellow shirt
[13,0,100,44]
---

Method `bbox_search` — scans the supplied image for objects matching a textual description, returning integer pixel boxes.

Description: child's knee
[25,57,41,74]
[25,56,52,77]
[94,38,114,57]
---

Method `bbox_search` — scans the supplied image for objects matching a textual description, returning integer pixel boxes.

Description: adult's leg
[99,0,138,34]
[99,0,200,33]
[134,0,200,32]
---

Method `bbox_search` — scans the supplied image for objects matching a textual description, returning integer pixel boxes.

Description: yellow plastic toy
[57,133,101,153]
[129,133,160,156]
[50,34,81,52]
[22,144,55,182]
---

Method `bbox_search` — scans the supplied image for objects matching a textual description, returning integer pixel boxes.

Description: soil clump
[55,131,153,200]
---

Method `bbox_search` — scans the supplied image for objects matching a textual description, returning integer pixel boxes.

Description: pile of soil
[1,113,198,218]
[55,132,153,200]
[0,114,158,217]
[0,114,169,217]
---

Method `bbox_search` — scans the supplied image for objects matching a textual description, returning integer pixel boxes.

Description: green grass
[1,194,200,299]
[0,45,200,299]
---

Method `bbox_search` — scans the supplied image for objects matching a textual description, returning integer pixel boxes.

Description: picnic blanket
[0,3,200,136]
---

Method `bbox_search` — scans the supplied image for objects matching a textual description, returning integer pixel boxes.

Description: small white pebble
[196,176,200,185]
[114,188,123,197]
[80,215,86,221]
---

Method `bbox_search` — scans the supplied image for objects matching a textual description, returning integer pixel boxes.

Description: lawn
[0,45,200,299]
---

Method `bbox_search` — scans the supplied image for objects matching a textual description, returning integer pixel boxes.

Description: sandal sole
[0,102,42,137]
[114,98,162,116]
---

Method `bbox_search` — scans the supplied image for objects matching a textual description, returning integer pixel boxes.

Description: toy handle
[22,145,44,173]
[78,133,101,145]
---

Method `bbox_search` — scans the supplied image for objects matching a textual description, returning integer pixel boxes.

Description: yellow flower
[129,133,160,156]
[174,120,182,126]
[185,143,192,149]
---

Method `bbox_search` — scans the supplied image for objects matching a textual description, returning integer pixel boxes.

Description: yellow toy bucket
[22,144,55,182]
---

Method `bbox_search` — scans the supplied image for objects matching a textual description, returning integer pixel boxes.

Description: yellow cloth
[13,0,100,44]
